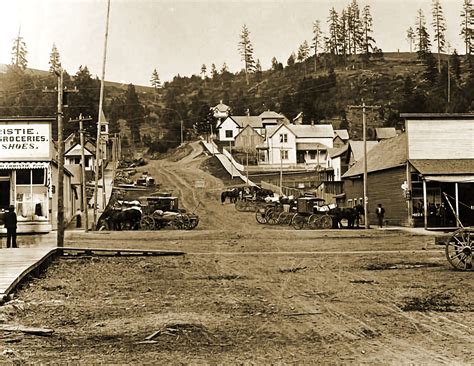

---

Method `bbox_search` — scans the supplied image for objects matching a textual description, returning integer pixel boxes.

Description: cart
[442,192,473,271]
[292,197,333,230]
[139,196,199,230]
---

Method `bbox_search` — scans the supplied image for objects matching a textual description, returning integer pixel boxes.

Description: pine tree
[150,68,161,89]
[287,52,296,67]
[200,64,207,79]
[49,43,61,73]
[406,27,415,52]
[347,0,363,55]
[11,29,28,70]
[460,0,474,56]
[431,0,446,72]
[271,56,279,70]
[297,40,310,62]
[415,9,431,60]
[238,24,256,84]
[450,49,461,80]
[220,62,229,74]
[338,9,348,58]
[211,63,218,78]
[312,20,323,72]
[124,84,144,144]
[327,7,339,55]
[361,5,375,57]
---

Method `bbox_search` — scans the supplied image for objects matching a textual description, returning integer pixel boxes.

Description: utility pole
[229,140,233,178]
[447,43,451,105]
[57,69,65,247]
[93,0,111,228]
[69,114,92,232]
[44,70,77,246]
[348,101,380,229]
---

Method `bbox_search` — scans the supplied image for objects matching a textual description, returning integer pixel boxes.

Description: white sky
[0,0,466,86]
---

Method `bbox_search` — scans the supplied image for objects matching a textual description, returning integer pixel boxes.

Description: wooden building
[342,114,474,228]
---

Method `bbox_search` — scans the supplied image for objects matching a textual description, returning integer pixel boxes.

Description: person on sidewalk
[376,203,385,228]
[5,205,18,248]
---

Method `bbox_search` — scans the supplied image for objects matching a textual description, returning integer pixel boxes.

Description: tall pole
[93,0,111,228]
[447,43,451,105]
[362,101,369,229]
[79,114,89,232]
[348,101,380,229]
[229,140,233,178]
[180,119,184,145]
[280,148,283,195]
[57,69,65,247]
[246,151,249,184]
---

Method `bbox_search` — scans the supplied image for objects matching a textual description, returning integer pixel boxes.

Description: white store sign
[0,121,52,159]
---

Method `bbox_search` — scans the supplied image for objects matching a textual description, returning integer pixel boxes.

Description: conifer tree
[347,0,362,55]
[460,0,473,56]
[311,20,323,71]
[326,7,339,55]
[49,43,61,73]
[415,9,431,60]
[11,29,28,70]
[200,64,207,79]
[238,24,256,84]
[287,52,296,66]
[211,63,218,78]
[406,27,415,52]
[361,5,375,57]
[150,68,161,89]
[431,0,447,72]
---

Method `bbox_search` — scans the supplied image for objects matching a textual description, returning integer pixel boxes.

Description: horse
[221,189,239,204]
[102,207,142,230]
[329,204,364,229]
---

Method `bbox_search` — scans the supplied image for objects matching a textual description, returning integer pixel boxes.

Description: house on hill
[333,129,349,148]
[211,100,231,123]
[257,123,334,168]
[342,113,474,228]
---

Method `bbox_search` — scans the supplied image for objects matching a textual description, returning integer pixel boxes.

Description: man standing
[376,203,385,228]
[5,205,17,248]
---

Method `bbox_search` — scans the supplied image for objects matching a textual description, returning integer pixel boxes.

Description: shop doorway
[0,179,11,210]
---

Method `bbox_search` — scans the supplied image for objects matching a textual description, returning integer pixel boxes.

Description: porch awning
[296,142,328,151]
[424,175,474,183]
[0,162,49,170]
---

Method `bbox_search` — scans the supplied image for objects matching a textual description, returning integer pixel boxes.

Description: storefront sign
[0,121,51,159]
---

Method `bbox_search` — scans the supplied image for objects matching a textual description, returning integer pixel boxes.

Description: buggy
[139,195,199,230]
[292,197,333,230]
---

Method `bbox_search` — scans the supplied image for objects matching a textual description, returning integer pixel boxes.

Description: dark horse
[101,207,142,230]
[330,204,365,229]
[221,189,239,204]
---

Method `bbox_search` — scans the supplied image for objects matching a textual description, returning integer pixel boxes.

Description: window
[16,169,45,185]
[279,133,288,143]
[280,150,288,160]
[310,152,316,160]
[225,130,233,138]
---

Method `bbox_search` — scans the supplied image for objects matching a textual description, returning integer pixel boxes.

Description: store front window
[15,168,49,222]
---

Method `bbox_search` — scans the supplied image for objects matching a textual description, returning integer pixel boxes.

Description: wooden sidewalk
[0,247,57,303]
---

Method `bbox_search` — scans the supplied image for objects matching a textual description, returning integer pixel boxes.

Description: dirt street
[0,142,472,364]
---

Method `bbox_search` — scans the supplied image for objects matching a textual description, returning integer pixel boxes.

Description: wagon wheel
[255,210,267,224]
[235,201,245,211]
[292,215,306,230]
[266,209,278,225]
[320,215,333,229]
[445,228,473,271]
[308,215,321,229]
[140,216,155,230]
[186,216,199,230]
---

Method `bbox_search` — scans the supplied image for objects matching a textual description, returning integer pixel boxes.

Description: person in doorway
[376,203,385,228]
[4,205,17,248]
[437,202,447,227]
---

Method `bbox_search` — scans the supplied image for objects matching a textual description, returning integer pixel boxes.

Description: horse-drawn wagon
[139,196,199,231]
[292,197,333,230]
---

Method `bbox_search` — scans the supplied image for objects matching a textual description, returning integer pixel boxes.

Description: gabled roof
[232,116,263,129]
[347,140,378,162]
[212,102,230,113]
[234,124,263,139]
[334,129,349,140]
[288,124,334,138]
[65,143,94,157]
[268,123,296,139]
[328,144,349,158]
[375,127,397,140]
[216,116,240,129]
[259,110,286,119]
[343,133,407,178]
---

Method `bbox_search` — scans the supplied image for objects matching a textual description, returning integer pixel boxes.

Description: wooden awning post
[423,179,428,229]
[455,183,459,228]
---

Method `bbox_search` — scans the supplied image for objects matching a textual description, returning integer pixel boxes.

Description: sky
[0,0,467,86]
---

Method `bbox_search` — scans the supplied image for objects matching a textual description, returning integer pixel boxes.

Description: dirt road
[1,141,472,364]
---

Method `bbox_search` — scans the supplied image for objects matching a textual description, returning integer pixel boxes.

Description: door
[0,179,11,210]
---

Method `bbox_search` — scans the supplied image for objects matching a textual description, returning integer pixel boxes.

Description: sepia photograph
[0,0,473,364]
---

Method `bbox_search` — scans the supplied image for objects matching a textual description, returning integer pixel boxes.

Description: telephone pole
[44,70,77,246]
[69,114,92,232]
[93,0,111,228]
[348,100,380,229]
